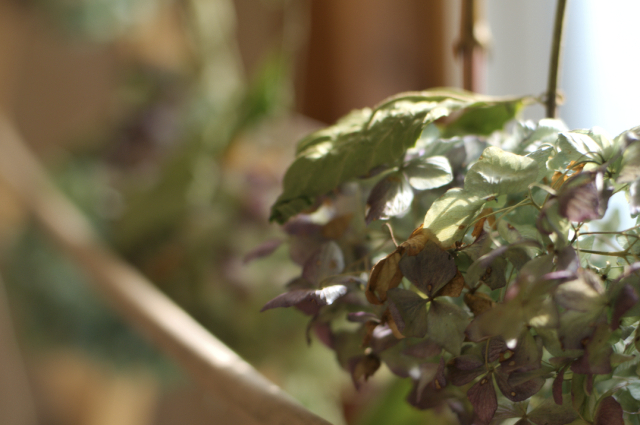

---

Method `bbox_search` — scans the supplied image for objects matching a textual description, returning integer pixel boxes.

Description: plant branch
[579,249,629,258]
[579,225,640,236]
[0,115,333,425]
[546,0,568,118]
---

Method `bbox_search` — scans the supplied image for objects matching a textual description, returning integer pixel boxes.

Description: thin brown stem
[385,222,399,247]
[546,0,568,118]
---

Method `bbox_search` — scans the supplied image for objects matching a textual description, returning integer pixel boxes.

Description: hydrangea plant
[254,87,640,425]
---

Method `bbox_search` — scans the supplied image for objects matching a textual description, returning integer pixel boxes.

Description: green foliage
[270,90,530,224]
[262,87,640,425]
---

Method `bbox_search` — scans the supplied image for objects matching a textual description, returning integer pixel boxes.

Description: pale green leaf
[427,299,468,355]
[618,140,640,184]
[549,128,616,171]
[526,145,556,181]
[422,188,486,247]
[528,395,579,425]
[441,97,529,137]
[464,146,539,198]
[630,180,640,216]
[404,156,453,190]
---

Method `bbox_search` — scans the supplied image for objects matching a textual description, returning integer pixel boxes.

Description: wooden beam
[0,114,333,425]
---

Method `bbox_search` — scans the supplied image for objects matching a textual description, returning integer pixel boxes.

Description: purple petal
[558,172,611,222]
[260,285,348,313]
[402,339,442,358]
[611,284,638,330]
[467,375,497,424]
[594,396,624,425]
[495,369,545,402]
[302,241,345,284]
[398,240,457,296]
[347,312,379,323]
[365,172,414,224]
[243,239,283,263]
[553,365,567,405]
[369,325,401,353]
[386,288,429,338]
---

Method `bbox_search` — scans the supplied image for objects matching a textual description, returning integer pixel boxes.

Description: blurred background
[0,0,639,424]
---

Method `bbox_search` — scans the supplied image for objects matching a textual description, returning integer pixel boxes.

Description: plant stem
[579,225,640,236]
[579,249,629,257]
[546,0,568,118]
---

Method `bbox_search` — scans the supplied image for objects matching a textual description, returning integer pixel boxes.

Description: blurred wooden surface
[0,275,38,425]
[0,114,334,425]
[299,0,461,123]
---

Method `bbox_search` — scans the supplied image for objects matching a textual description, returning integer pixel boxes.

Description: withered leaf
[386,288,429,338]
[322,214,353,240]
[399,239,457,296]
[435,271,465,297]
[348,354,381,389]
[464,292,495,316]
[401,225,432,256]
[365,250,403,304]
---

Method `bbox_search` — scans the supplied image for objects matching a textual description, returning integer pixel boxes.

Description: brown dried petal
[594,396,624,425]
[464,292,495,316]
[467,375,497,424]
[435,271,465,298]
[365,249,403,304]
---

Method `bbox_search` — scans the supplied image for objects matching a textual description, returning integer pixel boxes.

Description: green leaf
[555,272,607,312]
[549,129,616,170]
[441,97,529,137]
[630,180,640,216]
[615,228,640,256]
[526,145,556,181]
[618,140,640,184]
[526,119,568,147]
[427,299,468,355]
[464,147,539,198]
[627,380,640,401]
[404,156,453,190]
[270,90,529,223]
[422,188,486,247]
[615,388,640,413]
[528,395,579,425]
